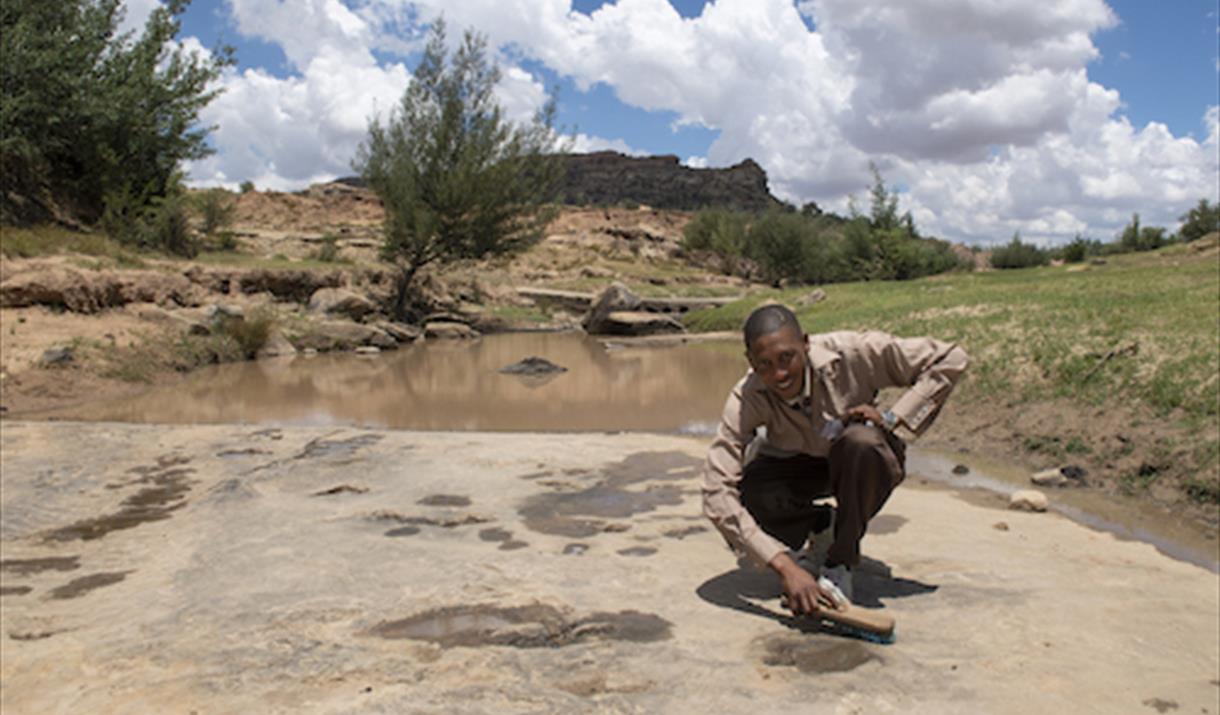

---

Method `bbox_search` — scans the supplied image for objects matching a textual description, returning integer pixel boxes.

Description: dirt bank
[1,422,1216,713]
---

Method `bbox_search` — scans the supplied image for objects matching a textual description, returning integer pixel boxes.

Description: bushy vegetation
[1178,199,1219,242]
[682,167,967,286]
[1,0,231,252]
[95,308,275,382]
[1118,213,1169,253]
[993,204,1217,270]
[989,233,1050,269]
[354,18,562,319]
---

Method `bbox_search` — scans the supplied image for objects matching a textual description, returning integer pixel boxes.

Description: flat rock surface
[1,422,1216,714]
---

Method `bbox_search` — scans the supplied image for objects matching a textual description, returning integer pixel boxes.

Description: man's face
[746,325,807,402]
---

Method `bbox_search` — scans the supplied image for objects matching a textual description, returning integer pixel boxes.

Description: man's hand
[845,404,883,426]
[768,552,838,615]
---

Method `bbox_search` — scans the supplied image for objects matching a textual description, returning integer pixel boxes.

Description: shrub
[746,211,810,285]
[682,208,749,275]
[239,180,256,194]
[196,189,235,237]
[1058,235,1097,263]
[990,234,1049,269]
[313,234,341,262]
[1178,198,1220,242]
[1118,213,1169,253]
[214,309,274,359]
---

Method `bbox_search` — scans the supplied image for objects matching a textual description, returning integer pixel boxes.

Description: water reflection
[49,333,749,432]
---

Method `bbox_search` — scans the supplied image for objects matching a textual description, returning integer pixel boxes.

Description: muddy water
[44,332,747,433]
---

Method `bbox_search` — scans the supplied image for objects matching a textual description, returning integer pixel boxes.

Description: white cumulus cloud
[177,0,1218,245]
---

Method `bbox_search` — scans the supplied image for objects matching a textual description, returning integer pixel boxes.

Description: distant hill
[336,151,784,212]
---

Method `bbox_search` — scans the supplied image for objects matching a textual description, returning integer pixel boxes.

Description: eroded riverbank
[1,422,1217,714]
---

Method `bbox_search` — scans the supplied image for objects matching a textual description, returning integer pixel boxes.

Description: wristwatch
[881,409,898,431]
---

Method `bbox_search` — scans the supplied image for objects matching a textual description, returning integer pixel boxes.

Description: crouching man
[702,303,969,615]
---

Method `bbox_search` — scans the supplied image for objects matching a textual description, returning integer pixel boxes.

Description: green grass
[685,239,1220,504]
[687,242,1218,417]
[194,251,352,271]
[0,225,145,266]
[486,303,551,324]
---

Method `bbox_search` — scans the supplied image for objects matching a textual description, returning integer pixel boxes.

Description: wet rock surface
[499,356,568,376]
[1,422,1216,714]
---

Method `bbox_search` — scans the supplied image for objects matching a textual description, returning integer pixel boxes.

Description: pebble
[1009,490,1048,512]
[38,345,74,367]
[355,346,380,355]
[952,464,970,475]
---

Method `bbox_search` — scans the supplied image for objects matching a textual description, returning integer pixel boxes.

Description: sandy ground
[1,422,1216,714]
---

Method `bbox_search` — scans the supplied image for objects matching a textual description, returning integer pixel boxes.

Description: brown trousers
[740,423,905,568]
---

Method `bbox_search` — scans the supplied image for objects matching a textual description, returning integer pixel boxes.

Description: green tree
[745,211,809,285]
[990,232,1049,269]
[1178,198,1220,242]
[867,163,900,232]
[682,208,748,275]
[1058,234,1100,263]
[354,19,562,319]
[1119,213,1169,252]
[1,0,233,225]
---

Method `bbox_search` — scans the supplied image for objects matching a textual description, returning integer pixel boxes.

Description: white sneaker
[819,564,853,607]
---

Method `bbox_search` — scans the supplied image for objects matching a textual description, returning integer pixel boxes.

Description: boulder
[131,304,210,335]
[293,320,396,352]
[583,282,642,334]
[375,321,422,343]
[308,287,376,320]
[425,321,479,340]
[117,272,203,307]
[500,357,567,376]
[1031,469,1068,488]
[597,310,685,337]
[204,303,245,321]
[257,330,297,358]
[1031,466,1089,488]
[1008,490,1049,512]
[1,267,203,313]
[796,288,827,306]
[0,267,119,313]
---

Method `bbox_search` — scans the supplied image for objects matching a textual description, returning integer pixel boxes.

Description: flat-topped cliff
[557,151,781,211]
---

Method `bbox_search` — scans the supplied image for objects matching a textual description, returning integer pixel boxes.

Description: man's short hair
[743,303,801,349]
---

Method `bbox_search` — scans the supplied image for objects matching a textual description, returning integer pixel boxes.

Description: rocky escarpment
[337,152,782,212]
[556,152,782,212]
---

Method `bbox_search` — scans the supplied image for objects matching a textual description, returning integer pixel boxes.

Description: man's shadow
[695,556,938,630]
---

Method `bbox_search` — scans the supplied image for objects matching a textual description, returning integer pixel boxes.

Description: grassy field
[685,236,1220,507]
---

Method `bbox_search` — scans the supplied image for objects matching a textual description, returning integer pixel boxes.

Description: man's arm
[856,331,970,435]
[700,380,788,567]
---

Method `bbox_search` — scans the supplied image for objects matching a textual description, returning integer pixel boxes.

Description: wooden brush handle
[819,603,895,636]
[781,595,896,636]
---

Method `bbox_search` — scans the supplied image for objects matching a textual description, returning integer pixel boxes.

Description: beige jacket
[701,330,969,566]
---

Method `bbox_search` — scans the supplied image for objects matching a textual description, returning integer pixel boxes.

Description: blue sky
[152,0,1219,245]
